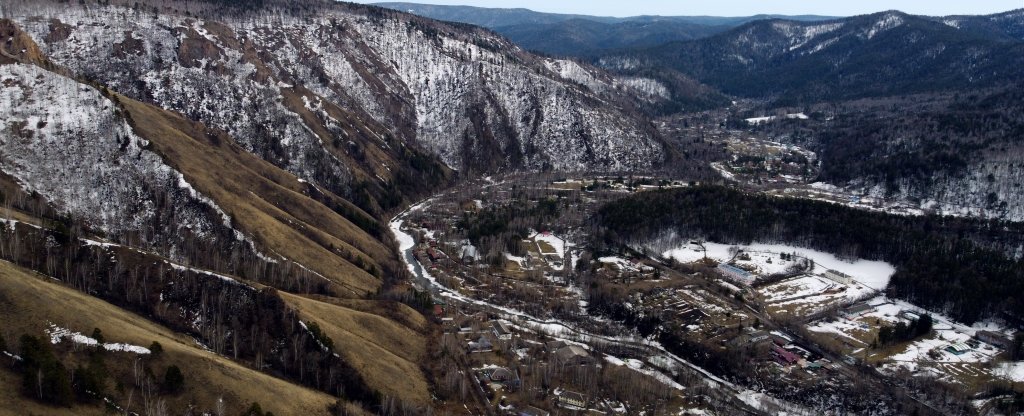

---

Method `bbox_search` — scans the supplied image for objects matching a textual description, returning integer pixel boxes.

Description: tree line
[596,185,1024,324]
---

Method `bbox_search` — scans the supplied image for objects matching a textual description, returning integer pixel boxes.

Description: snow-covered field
[532,231,567,257]
[663,241,895,290]
[744,113,809,125]
[807,294,1022,385]
[994,362,1024,382]
[760,275,834,302]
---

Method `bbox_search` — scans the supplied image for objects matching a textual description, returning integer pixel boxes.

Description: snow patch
[45,323,151,354]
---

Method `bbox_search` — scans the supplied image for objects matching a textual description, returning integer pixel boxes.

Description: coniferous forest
[597,186,1024,324]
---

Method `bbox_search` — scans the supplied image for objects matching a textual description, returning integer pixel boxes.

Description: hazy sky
[359,1,1023,17]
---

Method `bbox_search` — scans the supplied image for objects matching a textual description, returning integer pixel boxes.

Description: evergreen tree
[18,335,74,406]
[163,365,185,394]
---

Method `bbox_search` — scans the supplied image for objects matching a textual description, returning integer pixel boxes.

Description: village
[392,174,1024,415]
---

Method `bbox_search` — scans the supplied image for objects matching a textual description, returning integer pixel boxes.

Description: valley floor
[391,173,1024,415]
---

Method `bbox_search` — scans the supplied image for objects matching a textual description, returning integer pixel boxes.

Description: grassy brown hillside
[281,293,431,404]
[0,22,435,411]
[117,96,388,297]
[0,260,367,416]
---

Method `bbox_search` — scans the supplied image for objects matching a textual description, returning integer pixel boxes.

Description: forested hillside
[597,186,1024,324]
[600,11,1024,104]
[733,85,1024,221]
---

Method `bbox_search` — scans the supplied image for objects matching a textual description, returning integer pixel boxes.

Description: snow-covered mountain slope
[0,13,433,407]
[7,0,663,184]
[0,62,237,251]
[0,59,391,295]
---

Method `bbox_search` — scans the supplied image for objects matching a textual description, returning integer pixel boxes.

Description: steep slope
[806,89,1024,221]
[604,11,1024,103]
[0,59,385,296]
[0,260,365,416]
[280,292,430,404]
[8,0,663,183]
[1,17,432,410]
[0,159,428,412]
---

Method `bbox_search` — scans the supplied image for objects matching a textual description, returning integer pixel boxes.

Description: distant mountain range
[600,10,1024,103]
[374,3,1024,105]
[373,2,837,55]
[373,2,838,27]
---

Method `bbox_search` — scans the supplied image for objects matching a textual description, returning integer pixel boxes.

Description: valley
[386,175,1023,415]
[0,0,1022,415]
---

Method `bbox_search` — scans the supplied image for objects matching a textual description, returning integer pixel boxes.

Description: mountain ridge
[600,10,1024,103]
[372,2,839,27]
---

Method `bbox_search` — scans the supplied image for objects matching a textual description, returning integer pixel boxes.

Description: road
[390,195,794,415]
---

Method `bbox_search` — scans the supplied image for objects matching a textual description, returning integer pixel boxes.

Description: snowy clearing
[663,241,894,290]
[46,323,151,354]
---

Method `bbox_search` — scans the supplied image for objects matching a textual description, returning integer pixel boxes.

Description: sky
[358,1,1024,17]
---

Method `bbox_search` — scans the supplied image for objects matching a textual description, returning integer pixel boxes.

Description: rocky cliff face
[7,0,663,186]
[0,62,242,255]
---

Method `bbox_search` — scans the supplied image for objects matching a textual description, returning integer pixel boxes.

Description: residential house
[558,390,587,408]
[726,334,752,348]
[554,345,594,366]
[771,332,793,347]
[772,345,801,366]
[492,320,513,340]
[727,331,770,348]
[748,331,771,344]
[488,367,520,390]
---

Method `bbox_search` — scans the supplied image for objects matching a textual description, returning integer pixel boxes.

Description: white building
[823,269,854,285]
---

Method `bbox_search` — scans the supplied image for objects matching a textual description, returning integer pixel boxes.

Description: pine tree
[163,365,185,394]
